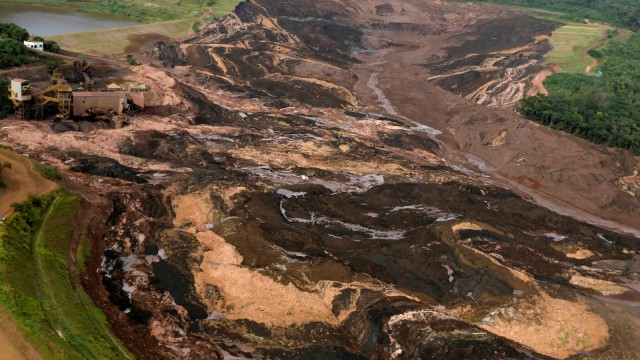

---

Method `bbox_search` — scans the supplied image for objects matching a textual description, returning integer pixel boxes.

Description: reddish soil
[0,149,56,218]
[1,0,639,359]
[528,64,559,96]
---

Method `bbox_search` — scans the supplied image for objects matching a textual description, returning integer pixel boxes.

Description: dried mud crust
[1,0,640,359]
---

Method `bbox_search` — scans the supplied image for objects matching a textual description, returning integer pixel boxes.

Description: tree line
[472,0,640,31]
[518,32,640,154]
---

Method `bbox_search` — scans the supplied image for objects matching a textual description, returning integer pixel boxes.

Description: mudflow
[1,0,640,359]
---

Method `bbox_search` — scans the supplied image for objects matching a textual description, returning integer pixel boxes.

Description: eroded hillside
[1,0,639,359]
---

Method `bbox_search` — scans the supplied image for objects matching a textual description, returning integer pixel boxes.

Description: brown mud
[1,0,639,359]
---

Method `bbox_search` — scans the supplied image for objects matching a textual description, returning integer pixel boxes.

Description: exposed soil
[527,64,559,96]
[0,309,43,360]
[0,148,56,218]
[1,0,639,359]
[0,149,53,360]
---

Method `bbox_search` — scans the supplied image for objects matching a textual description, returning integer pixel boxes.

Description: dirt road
[0,148,55,360]
[0,310,43,360]
[0,149,56,218]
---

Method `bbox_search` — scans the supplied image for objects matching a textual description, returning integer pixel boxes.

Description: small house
[23,41,44,51]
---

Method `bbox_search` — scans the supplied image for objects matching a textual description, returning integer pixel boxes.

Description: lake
[0,3,138,36]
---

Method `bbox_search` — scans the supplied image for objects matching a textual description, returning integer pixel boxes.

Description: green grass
[49,19,194,55]
[545,23,606,73]
[208,0,242,17]
[76,235,92,276]
[31,159,60,181]
[487,4,568,22]
[0,192,133,359]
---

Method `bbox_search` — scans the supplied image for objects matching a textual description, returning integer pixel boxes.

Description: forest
[518,32,640,154]
[472,0,640,30]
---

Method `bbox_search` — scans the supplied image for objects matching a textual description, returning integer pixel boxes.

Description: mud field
[1,0,640,359]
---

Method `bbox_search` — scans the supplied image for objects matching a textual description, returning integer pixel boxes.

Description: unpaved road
[0,310,43,360]
[0,149,54,360]
[0,149,56,218]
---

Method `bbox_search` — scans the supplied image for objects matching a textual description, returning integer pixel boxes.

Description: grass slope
[0,192,133,359]
[49,19,194,55]
[545,24,606,73]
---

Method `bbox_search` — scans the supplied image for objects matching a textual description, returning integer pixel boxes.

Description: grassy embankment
[545,23,606,74]
[49,20,194,56]
[0,173,132,358]
[34,0,242,55]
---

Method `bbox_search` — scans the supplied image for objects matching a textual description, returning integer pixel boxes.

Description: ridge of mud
[1,0,639,359]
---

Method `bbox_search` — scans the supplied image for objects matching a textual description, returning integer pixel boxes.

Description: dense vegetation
[0,192,133,359]
[0,38,31,68]
[0,23,33,69]
[472,0,640,30]
[0,22,29,41]
[518,32,640,154]
[0,23,61,70]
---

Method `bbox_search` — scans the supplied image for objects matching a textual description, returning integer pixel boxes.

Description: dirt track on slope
[0,148,56,218]
[0,310,43,360]
[0,149,55,360]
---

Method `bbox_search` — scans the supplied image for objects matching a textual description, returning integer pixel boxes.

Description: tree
[0,39,31,69]
[43,40,60,53]
[0,162,11,189]
[0,23,29,41]
[126,54,139,66]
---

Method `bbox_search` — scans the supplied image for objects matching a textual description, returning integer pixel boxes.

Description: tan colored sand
[197,231,243,266]
[569,274,628,296]
[480,294,609,359]
[490,129,508,147]
[196,264,343,325]
[228,142,408,176]
[565,248,595,259]
[451,221,485,232]
[172,192,215,228]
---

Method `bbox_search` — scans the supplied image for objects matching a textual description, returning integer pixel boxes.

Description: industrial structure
[8,60,146,127]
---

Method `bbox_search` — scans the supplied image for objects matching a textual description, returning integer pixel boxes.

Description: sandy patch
[490,128,508,147]
[565,248,595,259]
[569,274,628,296]
[197,231,243,266]
[229,142,407,176]
[480,294,609,359]
[172,192,215,228]
[451,221,485,232]
[196,263,345,325]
